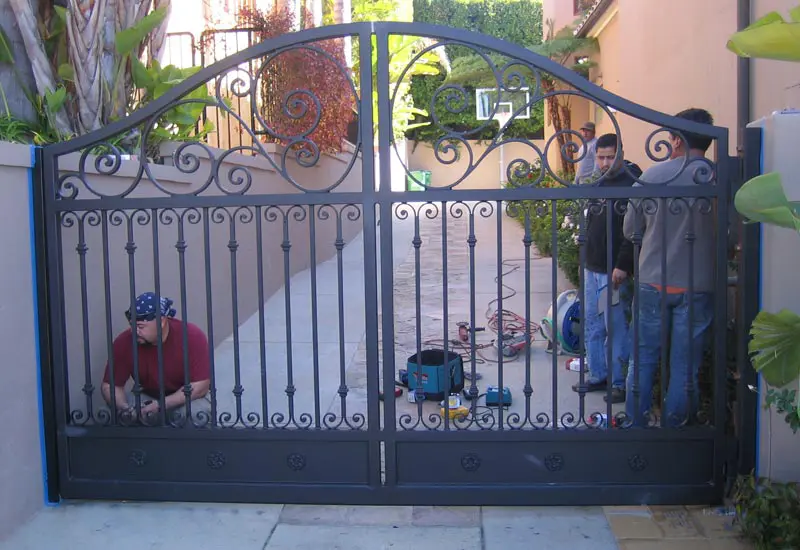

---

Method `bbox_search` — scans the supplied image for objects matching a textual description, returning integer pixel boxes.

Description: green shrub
[505,169,580,287]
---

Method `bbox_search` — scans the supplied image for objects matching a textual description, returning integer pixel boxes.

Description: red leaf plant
[237,6,356,156]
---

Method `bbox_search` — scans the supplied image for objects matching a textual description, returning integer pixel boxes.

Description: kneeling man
[101,292,211,423]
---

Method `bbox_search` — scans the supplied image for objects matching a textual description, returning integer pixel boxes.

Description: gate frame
[32,21,762,506]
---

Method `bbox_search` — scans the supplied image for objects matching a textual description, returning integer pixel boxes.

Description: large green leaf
[734,172,800,230]
[749,309,800,387]
[115,7,168,56]
[727,5,800,61]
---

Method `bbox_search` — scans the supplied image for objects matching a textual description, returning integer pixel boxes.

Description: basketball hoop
[474,89,530,187]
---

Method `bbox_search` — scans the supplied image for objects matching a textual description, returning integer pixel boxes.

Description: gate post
[31,146,60,504]
[733,126,762,479]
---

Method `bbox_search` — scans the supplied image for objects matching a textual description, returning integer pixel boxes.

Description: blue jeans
[583,269,631,389]
[625,284,713,427]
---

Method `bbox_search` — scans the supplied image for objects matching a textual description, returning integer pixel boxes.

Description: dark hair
[595,133,618,150]
[673,108,714,152]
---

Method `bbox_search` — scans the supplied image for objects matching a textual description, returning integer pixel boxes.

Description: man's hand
[611,268,627,288]
[141,400,160,418]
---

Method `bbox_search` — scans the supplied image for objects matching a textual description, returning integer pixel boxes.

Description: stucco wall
[407,139,548,189]
[0,143,44,542]
[53,143,364,425]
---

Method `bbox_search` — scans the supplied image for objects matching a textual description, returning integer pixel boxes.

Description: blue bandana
[125,292,177,322]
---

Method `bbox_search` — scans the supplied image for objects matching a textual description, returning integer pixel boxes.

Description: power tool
[457,321,485,342]
[486,385,512,407]
[496,331,530,358]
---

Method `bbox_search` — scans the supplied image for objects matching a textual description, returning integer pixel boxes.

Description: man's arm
[101,382,131,410]
[162,379,210,410]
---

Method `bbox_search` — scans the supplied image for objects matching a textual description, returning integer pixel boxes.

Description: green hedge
[505,169,581,288]
[408,0,545,145]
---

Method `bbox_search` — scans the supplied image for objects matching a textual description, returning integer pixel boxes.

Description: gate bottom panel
[392,438,717,490]
[65,434,373,486]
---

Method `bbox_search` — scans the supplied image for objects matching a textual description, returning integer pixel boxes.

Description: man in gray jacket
[622,108,716,427]
[573,121,597,185]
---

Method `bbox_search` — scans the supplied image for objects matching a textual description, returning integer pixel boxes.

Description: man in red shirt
[101,292,212,424]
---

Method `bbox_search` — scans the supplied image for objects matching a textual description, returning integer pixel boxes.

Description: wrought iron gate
[35,22,757,506]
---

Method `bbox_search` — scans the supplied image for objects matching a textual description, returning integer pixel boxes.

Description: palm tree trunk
[8,0,72,134]
[68,0,108,134]
[147,0,171,63]
[0,0,37,121]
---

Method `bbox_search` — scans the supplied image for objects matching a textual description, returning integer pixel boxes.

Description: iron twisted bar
[448,200,496,431]
[100,210,117,424]
[265,205,312,430]
[202,206,218,428]
[256,205,270,429]
[395,201,443,431]
[150,208,169,427]
[318,204,365,430]
[212,206,259,429]
[61,210,102,426]
[309,204,322,429]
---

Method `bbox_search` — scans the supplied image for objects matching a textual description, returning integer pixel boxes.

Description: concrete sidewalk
[0,501,749,549]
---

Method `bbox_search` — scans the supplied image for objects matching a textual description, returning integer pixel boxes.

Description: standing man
[573,121,598,185]
[572,133,641,403]
[623,108,716,427]
[101,292,212,424]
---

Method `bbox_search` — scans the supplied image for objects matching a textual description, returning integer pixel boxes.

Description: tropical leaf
[115,7,169,56]
[749,309,800,388]
[727,4,800,61]
[734,172,800,230]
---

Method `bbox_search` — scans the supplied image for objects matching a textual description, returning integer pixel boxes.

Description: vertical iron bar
[229,210,244,423]
[659,197,668,428]
[151,209,167,426]
[686,198,697,426]
[631,204,642,427]
[523,206,533,427]
[203,207,218,426]
[467,207,480,410]
[413,208,423,421]
[281,210,296,424]
[496,200,504,429]
[335,207,349,423]
[176,210,192,423]
[256,205,269,428]
[101,210,116,423]
[605,199,614,423]
[714,139,732,492]
[376,28,397,482]
[309,204,321,429]
[550,199,559,429]
[577,201,588,425]
[76,214,94,422]
[125,214,142,416]
[442,201,450,431]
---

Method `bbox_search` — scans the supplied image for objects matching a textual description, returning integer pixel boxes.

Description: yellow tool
[440,405,469,420]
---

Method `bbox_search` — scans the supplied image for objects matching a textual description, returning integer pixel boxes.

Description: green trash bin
[406,170,431,191]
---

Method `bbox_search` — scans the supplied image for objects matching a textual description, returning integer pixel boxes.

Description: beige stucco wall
[55,143,363,422]
[407,139,547,188]
[0,143,44,542]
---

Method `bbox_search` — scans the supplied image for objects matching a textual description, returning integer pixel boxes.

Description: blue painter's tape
[28,145,59,507]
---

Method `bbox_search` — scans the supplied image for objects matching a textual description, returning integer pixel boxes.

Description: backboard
[475,87,531,121]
